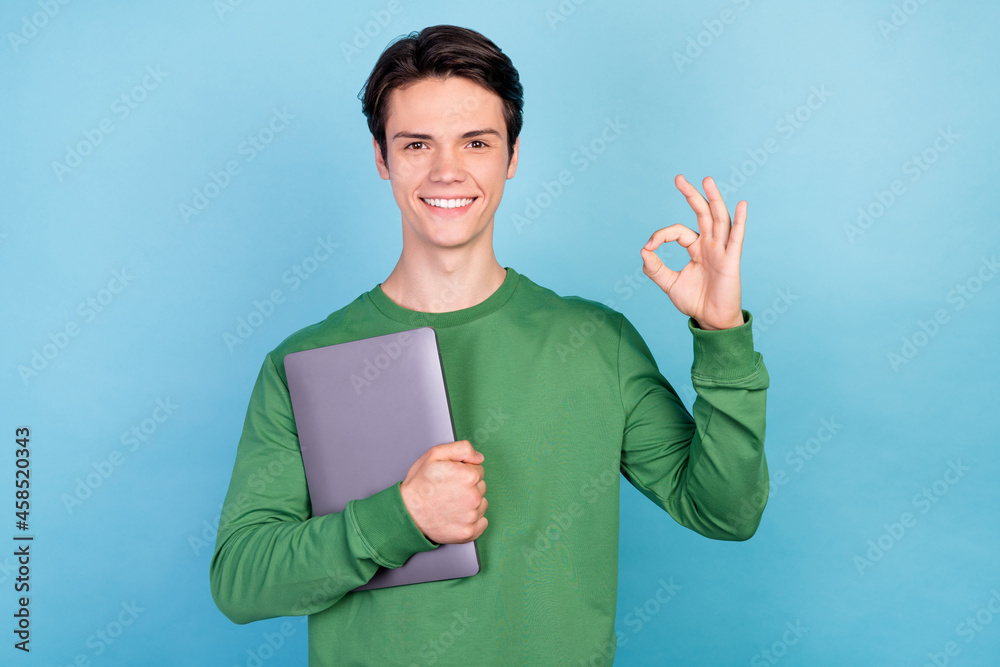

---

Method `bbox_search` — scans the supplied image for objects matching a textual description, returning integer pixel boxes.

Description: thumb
[436,440,483,463]
[640,247,679,294]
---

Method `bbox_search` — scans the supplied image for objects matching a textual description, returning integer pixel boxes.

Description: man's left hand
[640,174,746,331]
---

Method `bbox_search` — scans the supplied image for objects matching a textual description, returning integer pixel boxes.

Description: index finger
[429,440,483,463]
[702,176,735,247]
[674,174,714,240]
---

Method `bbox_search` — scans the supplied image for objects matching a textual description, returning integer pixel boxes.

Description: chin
[425,234,479,249]
[418,222,487,247]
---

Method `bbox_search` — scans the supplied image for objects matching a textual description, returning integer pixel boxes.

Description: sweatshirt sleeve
[209,353,440,624]
[617,309,769,541]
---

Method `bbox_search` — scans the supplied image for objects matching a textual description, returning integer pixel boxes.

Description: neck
[380,247,507,313]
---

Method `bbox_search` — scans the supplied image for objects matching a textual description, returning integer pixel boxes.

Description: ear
[373,136,390,180]
[506,136,520,179]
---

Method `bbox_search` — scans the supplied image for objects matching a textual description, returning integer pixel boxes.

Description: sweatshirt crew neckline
[366,266,521,328]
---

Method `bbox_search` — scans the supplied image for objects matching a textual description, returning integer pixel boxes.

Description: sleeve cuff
[346,481,440,569]
[688,309,760,381]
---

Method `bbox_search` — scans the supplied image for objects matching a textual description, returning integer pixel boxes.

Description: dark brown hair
[359,25,524,166]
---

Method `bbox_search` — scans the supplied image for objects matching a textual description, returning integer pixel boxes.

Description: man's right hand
[399,440,487,545]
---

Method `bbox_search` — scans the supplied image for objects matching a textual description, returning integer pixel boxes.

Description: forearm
[211,506,372,624]
[210,354,438,624]
[619,310,770,541]
[210,481,435,624]
[676,309,769,538]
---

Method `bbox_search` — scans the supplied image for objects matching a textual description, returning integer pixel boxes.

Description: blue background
[3,1,999,665]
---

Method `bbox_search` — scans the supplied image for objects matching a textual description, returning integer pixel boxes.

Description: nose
[429,145,465,183]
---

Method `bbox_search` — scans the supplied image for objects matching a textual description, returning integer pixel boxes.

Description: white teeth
[422,198,474,209]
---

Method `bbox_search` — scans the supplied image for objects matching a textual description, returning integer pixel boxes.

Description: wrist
[695,311,745,331]
[399,479,430,539]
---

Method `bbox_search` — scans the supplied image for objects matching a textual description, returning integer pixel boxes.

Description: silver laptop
[284,327,480,592]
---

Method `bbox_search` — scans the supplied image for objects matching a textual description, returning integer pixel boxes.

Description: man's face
[374,75,519,252]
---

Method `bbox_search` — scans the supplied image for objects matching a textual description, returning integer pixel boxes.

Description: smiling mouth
[420,197,477,210]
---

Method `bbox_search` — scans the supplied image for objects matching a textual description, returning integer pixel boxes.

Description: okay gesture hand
[640,175,747,331]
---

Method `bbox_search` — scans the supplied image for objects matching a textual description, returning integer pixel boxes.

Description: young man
[211,24,769,666]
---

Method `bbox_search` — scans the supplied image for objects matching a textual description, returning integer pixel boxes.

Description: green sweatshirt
[210,266,769,666]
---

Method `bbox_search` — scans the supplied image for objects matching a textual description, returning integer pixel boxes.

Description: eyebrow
[391,129,503,142]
